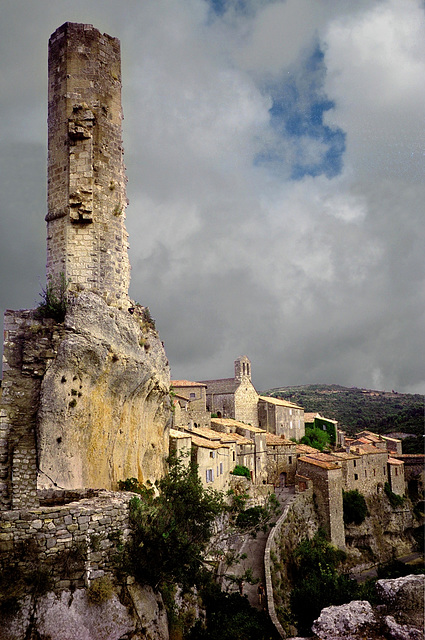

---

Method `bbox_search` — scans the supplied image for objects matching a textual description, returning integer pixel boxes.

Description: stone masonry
[46,23,130,307]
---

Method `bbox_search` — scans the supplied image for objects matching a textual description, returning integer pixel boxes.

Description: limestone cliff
[0,292,170,508]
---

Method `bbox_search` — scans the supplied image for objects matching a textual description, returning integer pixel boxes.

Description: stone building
[304,412,338,444]
[297,455,345,549]
[169,427,233,491]
[258,395,305,441]
[171,380,211,429]
[265,433,297,486]
[199,356,259,428]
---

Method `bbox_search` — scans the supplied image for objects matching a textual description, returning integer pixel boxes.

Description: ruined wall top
[46,22,130,307]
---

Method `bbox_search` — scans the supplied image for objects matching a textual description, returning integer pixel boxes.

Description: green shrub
[118,477,144,494]
[231,465,251,480]
[300,426,331,451]
[87,576,114,605]
[343,490,368,525]
[384,482,405,508]
[37,272,69,323]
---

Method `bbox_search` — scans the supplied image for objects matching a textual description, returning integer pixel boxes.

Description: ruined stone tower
[46,22,130,306]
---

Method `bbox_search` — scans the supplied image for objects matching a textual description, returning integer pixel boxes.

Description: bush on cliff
[124,454,225,589]
[343,489,368,525]
[289,531,358,635]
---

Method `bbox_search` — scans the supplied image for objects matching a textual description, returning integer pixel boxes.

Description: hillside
[262,384,424,452]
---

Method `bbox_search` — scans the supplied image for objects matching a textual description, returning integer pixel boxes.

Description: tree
[300,426,331,451]
[289,531,357,635]
[343,489,368,525]
[123,454,225,589]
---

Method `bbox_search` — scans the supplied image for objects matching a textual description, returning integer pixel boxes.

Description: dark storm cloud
[0,0,424,394]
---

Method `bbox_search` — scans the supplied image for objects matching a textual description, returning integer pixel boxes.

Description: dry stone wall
[0,491,133,591]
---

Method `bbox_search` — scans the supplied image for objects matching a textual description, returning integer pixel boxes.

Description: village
[170,355,410,549]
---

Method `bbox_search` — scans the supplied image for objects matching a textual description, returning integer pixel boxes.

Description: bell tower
[234,355,252,381]
[46,22,130,307]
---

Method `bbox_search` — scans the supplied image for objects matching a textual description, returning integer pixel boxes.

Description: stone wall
[0,491,133,591]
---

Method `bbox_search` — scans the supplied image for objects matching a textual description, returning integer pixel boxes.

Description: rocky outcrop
[0,583,169,640]
[0,292,171,510]
[312,600,377,639]
[345,494,419,565]
[302,574,425,640]
[36,292,171,491]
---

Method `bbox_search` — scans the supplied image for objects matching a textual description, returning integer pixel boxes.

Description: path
[223,486,295,610]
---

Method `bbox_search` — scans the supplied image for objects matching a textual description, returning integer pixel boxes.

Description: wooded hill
[262,384,424,453]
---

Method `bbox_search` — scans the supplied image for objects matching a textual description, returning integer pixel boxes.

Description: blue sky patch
[259,46,346,180]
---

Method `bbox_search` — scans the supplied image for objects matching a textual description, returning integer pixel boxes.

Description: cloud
[0,0,423,395]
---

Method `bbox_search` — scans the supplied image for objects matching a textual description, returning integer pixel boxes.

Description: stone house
[199,356,259,428]
[171,380,210,429]
[258,395,305,441]
[297,455,345,549]
[169,428,232,492]
[304,412,338,445]
[210,417,267,484]
[265,433,297,486]
[344,444,391,496]
[387,457,405,495]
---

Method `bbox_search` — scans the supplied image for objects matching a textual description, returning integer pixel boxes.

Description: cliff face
[0,292,170,507]
[37,292,171,491]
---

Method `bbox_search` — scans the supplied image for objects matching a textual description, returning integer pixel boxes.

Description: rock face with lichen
[308,574,425,640]
[37,292,170,491]
[0,293,170,508]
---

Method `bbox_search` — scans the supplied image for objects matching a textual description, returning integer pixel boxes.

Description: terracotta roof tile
[258,395,303,410]
[171,380,207,388]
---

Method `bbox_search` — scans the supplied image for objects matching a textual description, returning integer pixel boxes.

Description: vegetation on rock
[343,489,368,525]
[37,272,69,323]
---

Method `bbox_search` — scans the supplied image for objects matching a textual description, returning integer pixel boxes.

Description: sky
[0,0,424,394]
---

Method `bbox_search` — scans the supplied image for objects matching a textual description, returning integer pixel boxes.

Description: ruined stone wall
[0,491,133,591]
[0,310,64,510]
[46,23,130,307]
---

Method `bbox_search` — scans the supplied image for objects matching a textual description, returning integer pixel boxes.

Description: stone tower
[46,23,130,306]
[234,355,252,381]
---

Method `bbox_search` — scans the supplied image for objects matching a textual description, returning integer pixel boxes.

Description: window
[353,460,356,468]
[365,470,367,478]
[354,473,358,481]
[206,468,214,483]
[383,467,386,475]
[190,392,196,399]
[220,462,223,475]
[289,456,292,464]
[289,409,292,416]
[373,469,376,476]
[217,466,219,477]
[395,468,398,476]
[210,451,215,458]
[233,451,235,461]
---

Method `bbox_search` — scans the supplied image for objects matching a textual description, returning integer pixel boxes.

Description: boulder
[311,600,377,639]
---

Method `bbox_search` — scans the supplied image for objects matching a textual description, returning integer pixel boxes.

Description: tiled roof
[211,418,265,433]
[265,433,294,446]
[332,451,360,461]
[192,426,237,444]
[169,428,191,439]
[172,380,207,388]
[190,434,229,450]
[304,412,322,421]
[296,443,319,455]
[258,395,303,410]
[388,457,404,466]
[298,455,340,471]
[350,444,387,455]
